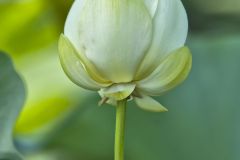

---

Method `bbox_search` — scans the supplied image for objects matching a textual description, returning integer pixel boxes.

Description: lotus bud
[59,0,192,112]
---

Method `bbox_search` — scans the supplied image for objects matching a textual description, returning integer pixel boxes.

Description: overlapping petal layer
[143,0,159,17]
[99,83,136,101]
[137,47,192,96]
[135,0,188,79]
[59,35,111,90]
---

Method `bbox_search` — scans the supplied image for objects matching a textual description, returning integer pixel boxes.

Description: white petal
[137,47,192,96]
[59,35,109,90]
[135,0,188,79]
[65,0,152,83]
[99,83,136,101]
[143,0,159,17]
[135,95,168,112]
[64,0,85,48]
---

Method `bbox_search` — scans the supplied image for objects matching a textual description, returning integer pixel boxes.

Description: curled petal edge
[59,35,111,90]
[137,46,192,96]
[59,34,112,85]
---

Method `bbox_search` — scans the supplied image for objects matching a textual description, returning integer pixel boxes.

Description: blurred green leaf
[184,0,240,14]
[12,47,91,149]
[0,52,26,159]
[0,0,72,57]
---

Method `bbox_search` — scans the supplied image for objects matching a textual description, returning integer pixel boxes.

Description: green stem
[114,99,127,160]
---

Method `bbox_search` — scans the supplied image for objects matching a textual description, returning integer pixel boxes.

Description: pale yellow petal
[137,46,192,96]
[143,0,159,17]
[59,35,111,90]
[135,95,168,112]
[99,83,136,101]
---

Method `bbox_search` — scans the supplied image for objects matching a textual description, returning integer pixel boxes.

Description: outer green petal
[99,83,136,101]
[134,95,168,112]
[59,35,111,85]
[137,46,192,96]
[143,0,159,17]
[59,35,110,90]
[65,0,152,83]
[135,0,188,79]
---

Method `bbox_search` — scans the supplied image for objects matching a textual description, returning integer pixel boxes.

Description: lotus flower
[59,0,192,112]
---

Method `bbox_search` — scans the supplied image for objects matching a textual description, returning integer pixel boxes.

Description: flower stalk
[115,99,127,160]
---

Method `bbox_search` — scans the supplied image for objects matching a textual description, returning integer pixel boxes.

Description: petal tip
[134,95,168,113]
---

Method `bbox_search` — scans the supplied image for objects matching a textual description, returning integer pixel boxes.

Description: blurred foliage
[0,52,25,160]
[0,0,89,147]
[184,0,240,14]
[0,0,240,160]
[0,0,72,57]
[14,49,91,146]
[182,0,240,33]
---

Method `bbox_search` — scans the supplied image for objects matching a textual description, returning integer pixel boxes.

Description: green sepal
[99,83,136,101]
[134,95,168,112]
